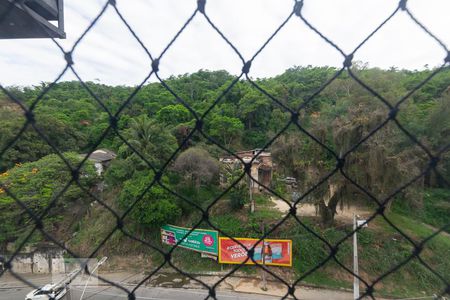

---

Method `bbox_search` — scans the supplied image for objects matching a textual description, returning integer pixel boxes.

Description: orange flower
[311,111,321,118]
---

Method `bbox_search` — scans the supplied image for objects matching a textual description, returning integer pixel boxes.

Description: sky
[0,0,449,86]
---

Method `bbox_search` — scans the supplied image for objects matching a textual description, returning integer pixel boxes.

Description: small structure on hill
[220,149,273,193]
[84,149,116,175]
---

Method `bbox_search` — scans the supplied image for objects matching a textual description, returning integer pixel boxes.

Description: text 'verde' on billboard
[218,237,292,267]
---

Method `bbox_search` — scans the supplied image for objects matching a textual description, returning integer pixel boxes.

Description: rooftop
[86,149,117,163]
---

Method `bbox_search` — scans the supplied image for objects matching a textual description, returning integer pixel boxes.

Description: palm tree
[120,115,178,169]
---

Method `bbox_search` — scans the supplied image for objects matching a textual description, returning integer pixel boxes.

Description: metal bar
[353,213,359,299]
[57,0,64,36]
[24,0,58,20]
[261,222,267,291]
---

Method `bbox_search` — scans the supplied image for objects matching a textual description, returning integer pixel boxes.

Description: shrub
[118,172,181,228]
[0,153,98,245]
[229,184,248,210]
[104,159,134,187]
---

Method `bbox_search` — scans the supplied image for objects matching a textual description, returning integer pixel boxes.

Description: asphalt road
[0,286,281,300]
[0,273,356,299]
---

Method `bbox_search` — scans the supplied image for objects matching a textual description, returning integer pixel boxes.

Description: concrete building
[220,149,273,193]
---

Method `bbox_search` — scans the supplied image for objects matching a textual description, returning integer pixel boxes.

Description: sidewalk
[143,272,357,299]
[224,277,353,300]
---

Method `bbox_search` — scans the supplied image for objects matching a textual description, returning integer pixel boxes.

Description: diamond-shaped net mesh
[0,0,449,299]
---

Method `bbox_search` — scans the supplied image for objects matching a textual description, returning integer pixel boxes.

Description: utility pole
[353,213,359,300]
[260,222,267,291]
[249,173,254,213]
[353,215,368,299]
[243,157,254,214]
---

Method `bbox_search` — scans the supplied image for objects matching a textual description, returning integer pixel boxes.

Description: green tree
[0,153,97,246]
[0,112,84,171]
[156,104,192,126]
[238,88,271,130]
[172,147,219,189]
[221,164,248,210]
[208,115,244,149]
[118,172,181,228]
[120,115,178,169]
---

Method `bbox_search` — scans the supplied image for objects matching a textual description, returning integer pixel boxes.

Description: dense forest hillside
[0,66,449,296]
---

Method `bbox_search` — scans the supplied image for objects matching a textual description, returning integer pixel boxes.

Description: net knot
[64,52,74,66]
[242,61,252,74]
[247,248,254,259]
[35,219,44,230]
[116,219,124,229]
[289,206,297,216]
[244,162,252,174]
[128,293,136,300]
[330,246,338,256]
[195,119,203,130]
[291,112,299,123]
[151,59,160,73]
[336,157,345,169]
[445,51,450,64]
[164,252,171,261]
[366,285,374,296]
[71,169,79,180]
[388,107,398,119]
[399,0,407,11]
[24,110,35,123]
[293,1,303,16]
[412,245,422,256]
[343,54,353,67]
[288,286,296,295]
[197,0,206,14]
[109,0,116,6]
[109,116,118,129]
[154,171,162,182]
[429,156,439,168]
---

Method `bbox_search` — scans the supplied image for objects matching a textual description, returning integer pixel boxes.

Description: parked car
[283,177,297,184]
[25,284,67,300]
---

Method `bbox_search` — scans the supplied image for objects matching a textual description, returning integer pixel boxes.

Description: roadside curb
[147,270,354,294]
[0,286,27,290]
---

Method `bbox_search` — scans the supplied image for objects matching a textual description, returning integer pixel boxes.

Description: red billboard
[218,237,292,267]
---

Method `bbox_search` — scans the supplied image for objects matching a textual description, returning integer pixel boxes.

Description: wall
[2,247,65,274]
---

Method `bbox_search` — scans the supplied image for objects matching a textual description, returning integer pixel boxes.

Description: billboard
[218,237,292,267]
[161,225,218,255]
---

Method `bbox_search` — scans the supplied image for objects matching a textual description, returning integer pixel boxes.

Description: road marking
[69,286,271,299]
[137,286,235,297]
[71,289,161,299]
